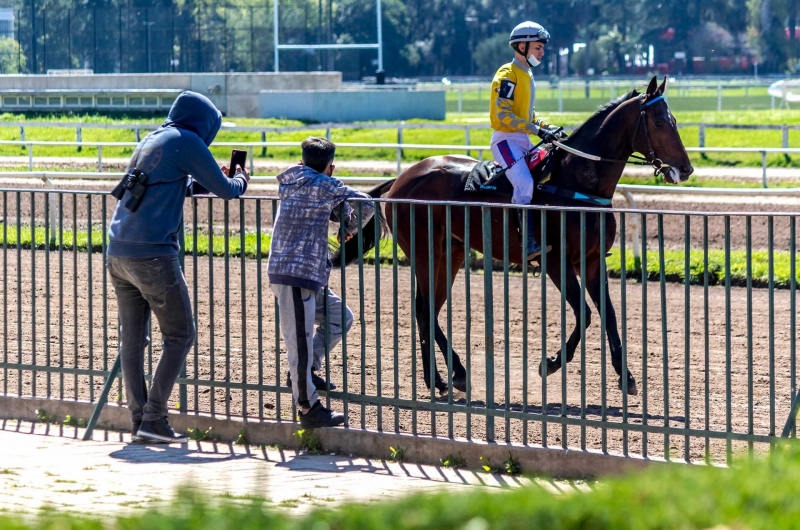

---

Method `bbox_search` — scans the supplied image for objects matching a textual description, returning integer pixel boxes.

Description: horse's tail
[330,179,395,267]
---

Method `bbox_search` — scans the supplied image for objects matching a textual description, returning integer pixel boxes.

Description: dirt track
[2,241,796,463]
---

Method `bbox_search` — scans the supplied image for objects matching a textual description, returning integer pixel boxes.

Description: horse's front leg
[539,249,592,378]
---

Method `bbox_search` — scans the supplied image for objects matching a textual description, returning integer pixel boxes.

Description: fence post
[248,145,254,175]
[325,127,331,140]
[698,123,706,148]
[135,128,141,142]
[76,127,82,153]
[761,150,767,188]
[260,130,267,157]
[772,95,776,110]
[558,82,563,112]
[481,206,495,442]
[83,355,122,441]
[98,145,103,172]
[585,79,590,99]
[717,82,722,111]
[457,89,463,113]
[465,126,471,158]
[19,125,24,142]
[783,124,789,149]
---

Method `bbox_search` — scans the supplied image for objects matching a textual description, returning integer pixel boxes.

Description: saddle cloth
[464,146,555,196]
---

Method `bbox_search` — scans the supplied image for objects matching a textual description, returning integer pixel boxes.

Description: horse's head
[632,76,693,183]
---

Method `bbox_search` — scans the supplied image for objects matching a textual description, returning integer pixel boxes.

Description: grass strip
[1,227,797,289]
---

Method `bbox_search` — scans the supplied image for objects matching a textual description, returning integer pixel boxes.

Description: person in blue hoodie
[107,91,249,444]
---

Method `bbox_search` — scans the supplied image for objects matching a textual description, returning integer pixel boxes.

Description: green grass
[3,447,800,527]
[1,108,799,169]
[1,228,797,288]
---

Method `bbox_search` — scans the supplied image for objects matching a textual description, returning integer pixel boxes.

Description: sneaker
[137,418,188,444]
[299,401,345,429]
[130,420,144,444]
[286,371,337,391]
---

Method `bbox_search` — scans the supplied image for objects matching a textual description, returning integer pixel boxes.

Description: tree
[0,38,24,74]
[473,34,510,75]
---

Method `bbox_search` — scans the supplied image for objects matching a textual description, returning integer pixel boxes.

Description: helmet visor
[510,27,550,43]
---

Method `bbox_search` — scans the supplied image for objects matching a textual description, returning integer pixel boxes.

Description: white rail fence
[1,120,799,152]
[0,139,797,188]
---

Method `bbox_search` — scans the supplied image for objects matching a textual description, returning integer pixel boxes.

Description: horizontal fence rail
[0,139,796,186]
[4,120,800,146]
[0,188,797,465]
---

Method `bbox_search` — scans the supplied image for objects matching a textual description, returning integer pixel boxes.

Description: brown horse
[335,77,693,397]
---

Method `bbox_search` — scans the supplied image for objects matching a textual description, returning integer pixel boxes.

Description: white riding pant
[490,133,534,205]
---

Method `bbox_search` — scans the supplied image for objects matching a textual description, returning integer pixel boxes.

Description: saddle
[464,146,556,197]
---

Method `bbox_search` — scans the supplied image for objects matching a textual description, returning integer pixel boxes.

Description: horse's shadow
[400,395,683,425]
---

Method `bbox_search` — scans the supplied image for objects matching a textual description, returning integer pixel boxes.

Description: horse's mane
[564,89,640,145]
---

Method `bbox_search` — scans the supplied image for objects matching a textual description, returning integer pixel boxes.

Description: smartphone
[228,149,247,178]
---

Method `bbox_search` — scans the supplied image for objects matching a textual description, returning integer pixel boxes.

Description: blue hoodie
[108,91,247,258]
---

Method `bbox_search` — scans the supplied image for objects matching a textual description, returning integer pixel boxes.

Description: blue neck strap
[644,95,664,107]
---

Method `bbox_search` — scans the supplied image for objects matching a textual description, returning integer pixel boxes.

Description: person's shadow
[109,441,255,465]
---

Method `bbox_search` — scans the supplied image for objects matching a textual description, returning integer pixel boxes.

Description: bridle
[551,93,671,177]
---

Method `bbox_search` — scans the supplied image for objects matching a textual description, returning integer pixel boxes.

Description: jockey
[490,21,562,259]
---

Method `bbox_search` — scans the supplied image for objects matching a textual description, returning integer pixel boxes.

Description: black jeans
[107,255,195,423]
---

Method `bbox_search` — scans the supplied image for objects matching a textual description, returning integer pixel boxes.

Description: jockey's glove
[537,127,559,144]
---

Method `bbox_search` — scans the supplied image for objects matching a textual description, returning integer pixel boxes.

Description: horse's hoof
[538,357,562,378]
[453,375,468,393]
[618,377,639,396]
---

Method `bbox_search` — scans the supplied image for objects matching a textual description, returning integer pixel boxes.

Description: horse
[334,76,693,398]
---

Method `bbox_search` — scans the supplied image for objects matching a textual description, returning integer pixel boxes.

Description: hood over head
[162,91,222,146]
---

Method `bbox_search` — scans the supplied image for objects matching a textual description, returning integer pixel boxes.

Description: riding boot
[517,209,548,261]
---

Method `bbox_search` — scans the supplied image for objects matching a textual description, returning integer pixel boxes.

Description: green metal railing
[0,187,797,464]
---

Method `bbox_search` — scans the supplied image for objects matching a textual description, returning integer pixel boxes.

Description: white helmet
[509,21,550,46]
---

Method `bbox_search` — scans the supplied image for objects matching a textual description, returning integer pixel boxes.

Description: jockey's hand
[537,127,559,144]
[550,126,568,140]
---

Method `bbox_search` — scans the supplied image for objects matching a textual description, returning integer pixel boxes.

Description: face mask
[527,54,541,68]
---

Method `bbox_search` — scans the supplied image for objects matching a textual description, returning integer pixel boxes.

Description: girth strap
[536,184,612,206]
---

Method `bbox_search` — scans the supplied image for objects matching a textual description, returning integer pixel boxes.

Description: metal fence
[0,188,797,464]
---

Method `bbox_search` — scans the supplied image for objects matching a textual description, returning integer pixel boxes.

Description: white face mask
[526,54,541,68]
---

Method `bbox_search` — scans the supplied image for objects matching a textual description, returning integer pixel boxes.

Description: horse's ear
[646,76,658,95]
[658,77,668,95]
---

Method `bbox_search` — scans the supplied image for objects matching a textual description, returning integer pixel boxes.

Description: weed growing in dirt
[440,454,467,469]
[186,427,219,442]
[62,415,86,427]
[35,409,57,423]
[0,469,18,475]
[389,446,406,462]
[295,429,323,454]
[234,428,248,446]
[480,453,522,475]
[215,493,270,503]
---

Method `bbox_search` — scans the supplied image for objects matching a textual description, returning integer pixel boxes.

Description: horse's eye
[655,120,665,128]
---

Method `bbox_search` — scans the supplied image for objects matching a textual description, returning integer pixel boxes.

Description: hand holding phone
[228,149,247,178]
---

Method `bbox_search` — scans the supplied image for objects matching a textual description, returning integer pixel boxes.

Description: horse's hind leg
[540,251,592,377]
[584,265,639,396]
[432,238,468,393]
[416,285,447,394]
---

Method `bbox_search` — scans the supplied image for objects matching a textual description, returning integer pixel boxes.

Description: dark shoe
[286,371,337,391]
[299,401,345,429]
[130,420,145,444]
[137,418,188,444]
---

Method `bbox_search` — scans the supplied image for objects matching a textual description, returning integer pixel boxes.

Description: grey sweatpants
[108,255,195,424]
[271,284,354,408]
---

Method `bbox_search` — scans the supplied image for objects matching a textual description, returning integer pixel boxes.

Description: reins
[551,94,670,177]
